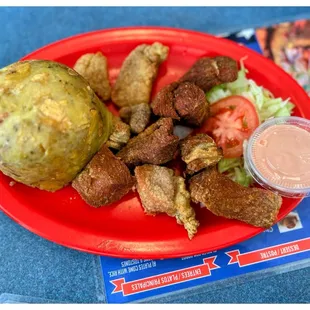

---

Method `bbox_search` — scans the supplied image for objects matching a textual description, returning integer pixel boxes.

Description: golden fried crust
[111,42,169,107]
[135,165,199,239]
[173,176,199,239]
[106,116,131,150]
[151,82,209,127]
[73,52,111,101]
[180,134,223,175]
[179,56,238,92]
[135,165,175,215]
[119,103,151,134]
[117,118,179,168]
[72,145,135,207]
[189,168,282,228]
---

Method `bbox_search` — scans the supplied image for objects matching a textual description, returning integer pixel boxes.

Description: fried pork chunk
[117,118,179,167]
[72,145,135,207]
[189,168,282,228]
[119,103,151,134]
[180,134,223,175]
[73,52,111,101]
[151,81,209,127]
[111,42,169,107]
[151,82,180,120]
[106,116,131,151]
[173,82,209,126]
[135,165,199,239]
[179,56,238,92]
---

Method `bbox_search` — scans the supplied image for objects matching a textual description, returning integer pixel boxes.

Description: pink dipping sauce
[245,117,310,198]
[252,125,310,188]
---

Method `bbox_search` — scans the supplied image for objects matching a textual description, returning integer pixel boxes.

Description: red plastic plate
[1,27,310,258]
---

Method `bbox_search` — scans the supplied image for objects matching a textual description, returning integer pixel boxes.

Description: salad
[205,59,295,186]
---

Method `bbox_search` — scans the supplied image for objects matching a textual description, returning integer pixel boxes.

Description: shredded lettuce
[218,158,253,187]
[218,157,242,173]
[206,86,232,104]
[207,58,295,187]
[206,58,295,122]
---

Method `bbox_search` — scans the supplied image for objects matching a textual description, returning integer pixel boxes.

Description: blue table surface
[1,7,310,304]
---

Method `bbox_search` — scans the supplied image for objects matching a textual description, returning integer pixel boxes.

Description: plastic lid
[244,116,310,198]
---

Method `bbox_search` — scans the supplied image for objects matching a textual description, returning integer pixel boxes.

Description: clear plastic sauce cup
[244,116,310,198]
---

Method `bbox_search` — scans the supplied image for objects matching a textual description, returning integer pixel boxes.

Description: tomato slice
[204,95,260,158]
